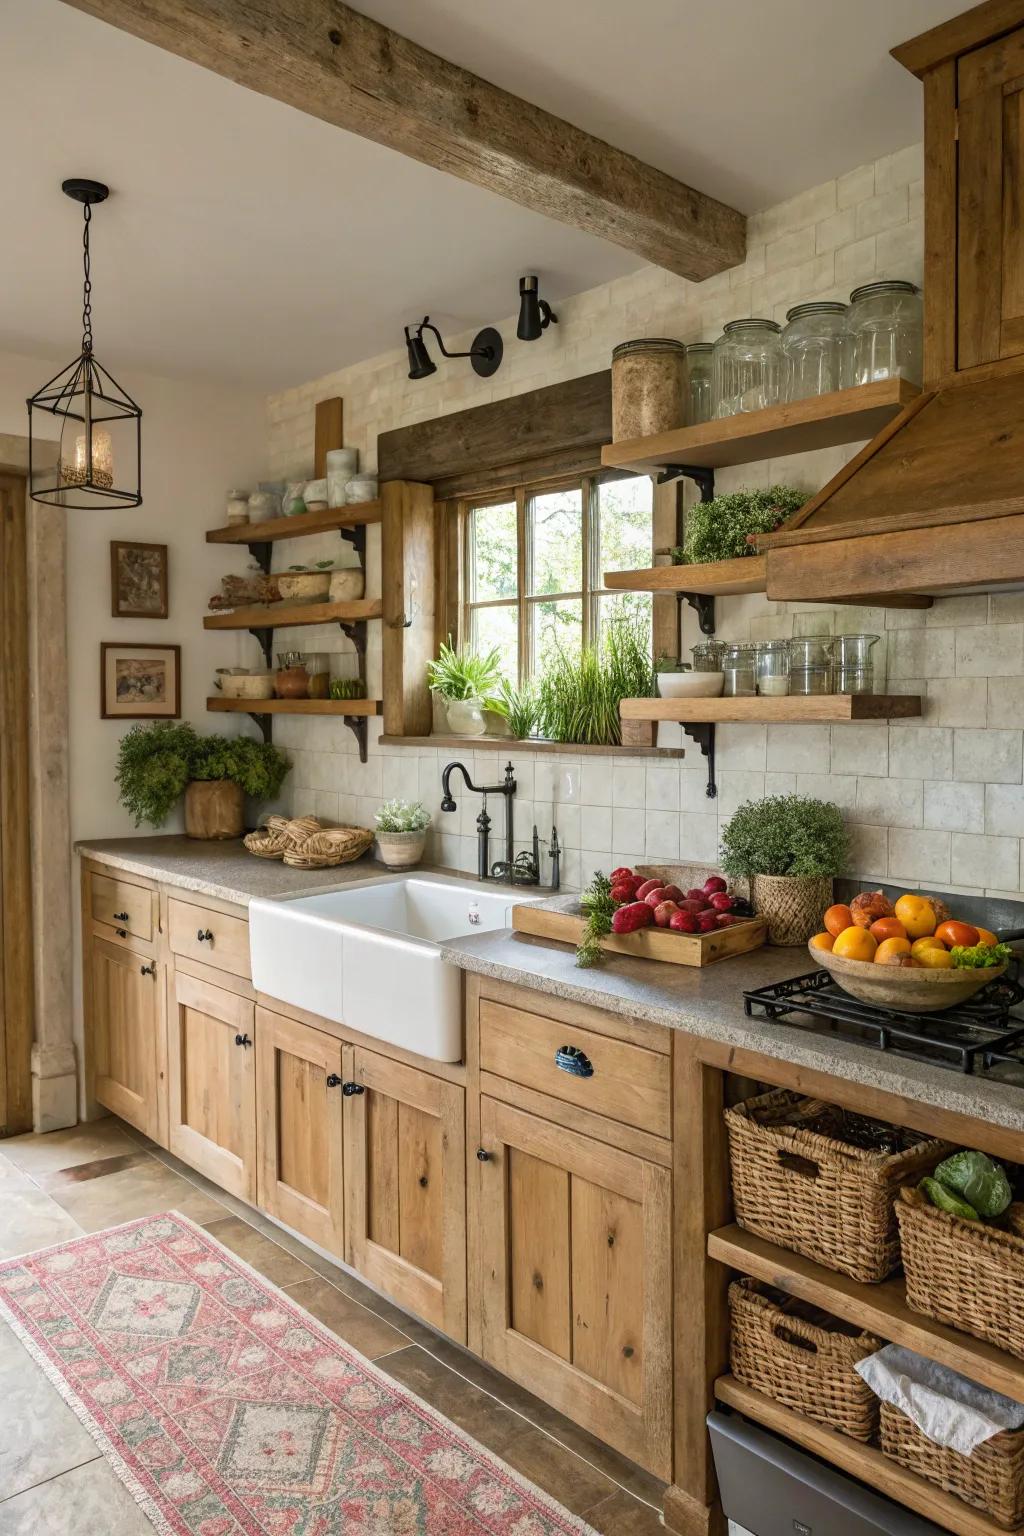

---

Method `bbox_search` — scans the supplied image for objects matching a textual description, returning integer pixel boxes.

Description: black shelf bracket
[247,712,274,744]
[248,626,274,668]
[658,463,716,503]
[338,523,367,563]
[339,618,368,661]
[683,592,717,636]
[344,714,369,763]
[682,721,717,799]
[246,540,272,575]
[658,464,718,637]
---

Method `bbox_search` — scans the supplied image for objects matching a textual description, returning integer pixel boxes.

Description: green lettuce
[935,1150,1013,1218]
[950,942,1011,969]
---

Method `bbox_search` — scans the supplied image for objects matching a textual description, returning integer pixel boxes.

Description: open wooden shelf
[206,502,381,545]
[709,1224,1024,1404]
[203,598,382,631]
[605,555,768,596]
[601,378,920,474]
[620,694,921,724]
[378,734,685,757]
[715,1376,1005,1536]
[208,697,382,717]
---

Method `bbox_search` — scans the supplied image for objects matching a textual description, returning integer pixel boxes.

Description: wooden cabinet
[168,896,251,979]
[474,1094,672,1478]
[343,1044,466,1340]
[89,872,154,943]
[88,936,163,1141]
[167,971,256,1201]
[255,1007,345,1255]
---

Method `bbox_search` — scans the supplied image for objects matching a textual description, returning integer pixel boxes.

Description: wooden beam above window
[59,0,746,280]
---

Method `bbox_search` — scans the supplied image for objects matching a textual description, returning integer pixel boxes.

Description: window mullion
[518,484,531,683]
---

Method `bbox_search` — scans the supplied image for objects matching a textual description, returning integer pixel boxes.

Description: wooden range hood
[757,0,1024,602]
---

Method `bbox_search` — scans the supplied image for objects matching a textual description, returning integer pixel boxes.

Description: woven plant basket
[725,1090,951,1283]
[283,826,374,869]
[752,873,833,946]
[880,1402,1024,1529]
[896,1187,1024,1361]
[729,1278,880,1442]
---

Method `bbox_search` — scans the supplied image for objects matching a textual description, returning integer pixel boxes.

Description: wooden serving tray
[511,902,766,967]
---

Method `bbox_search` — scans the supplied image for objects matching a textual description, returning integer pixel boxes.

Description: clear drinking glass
[781,302,850,401]
[722,642,758,697]
[848,281,923,386]
[832,634,880,694]
[712,319,782,418]
[788,636,833,695]
[685,342,713,424]
[756,639,791,696]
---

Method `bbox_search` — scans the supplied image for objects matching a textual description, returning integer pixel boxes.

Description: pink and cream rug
[0,1211,597,1535]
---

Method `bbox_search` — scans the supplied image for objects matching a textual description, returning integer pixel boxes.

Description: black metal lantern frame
[28,179,142,510]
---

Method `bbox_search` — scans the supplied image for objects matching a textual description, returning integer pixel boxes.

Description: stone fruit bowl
[810,944,1006,1013]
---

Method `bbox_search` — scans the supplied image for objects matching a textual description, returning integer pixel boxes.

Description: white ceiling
[1,0,963,390]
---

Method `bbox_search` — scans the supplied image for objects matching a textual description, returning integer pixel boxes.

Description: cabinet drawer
[90,872,153,942]
[168,898,250,978]
[479,998,671,1139]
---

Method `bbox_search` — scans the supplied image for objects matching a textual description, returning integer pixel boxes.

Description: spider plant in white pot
[374,798,432,868]
[426,641,502,736]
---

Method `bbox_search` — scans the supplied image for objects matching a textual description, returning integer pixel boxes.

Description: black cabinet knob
[234,1033,252,1048]
[197,928,214,943]
[113,910,129,922]
[115,928,127,939]
[326,1073,342,1088]
[476,1148,492,1162]
[418,1175,429,1188]
[140,963,156,977]
[342,1081,365,1096]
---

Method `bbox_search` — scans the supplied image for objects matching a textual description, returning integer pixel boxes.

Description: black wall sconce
[404,316,503,382]
[517,276,558,341]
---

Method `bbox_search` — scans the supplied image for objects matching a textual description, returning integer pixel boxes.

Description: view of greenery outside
[466,475,653,684]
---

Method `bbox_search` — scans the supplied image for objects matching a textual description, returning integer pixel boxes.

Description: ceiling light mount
[404,316,503,382]
[61,177,110,207]
[517,275,558,341]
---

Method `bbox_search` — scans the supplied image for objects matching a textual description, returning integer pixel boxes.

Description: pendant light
[28,179,142,510]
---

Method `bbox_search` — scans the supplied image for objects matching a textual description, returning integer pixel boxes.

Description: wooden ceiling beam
[58,0,746,281]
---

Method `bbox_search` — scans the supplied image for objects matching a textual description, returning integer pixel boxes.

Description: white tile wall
[261,139,1020,899]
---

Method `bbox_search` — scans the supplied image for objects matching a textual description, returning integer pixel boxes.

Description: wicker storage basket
[752,873,833,946]
[725,1090,951,1283]
[896,1187,1024,1361]
[282,827,374,869]
[880,1402,1024,1529]
[729,1278,880,1441]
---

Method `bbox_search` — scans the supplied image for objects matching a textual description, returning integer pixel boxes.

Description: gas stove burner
[744,968,1024,1076]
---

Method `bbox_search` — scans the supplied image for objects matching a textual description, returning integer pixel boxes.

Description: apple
[644,887,670,908]
[610,867,634,882]
[610,881,637,904]
[703,875,728,894]
[686,887,706,903]
[680,898,705,915]
[698,912,718,933]
[669,909,699,933]
[635,878,663,900]
[715,913,737,928]
[659,883,684,904]
[653,900,680,927]
[709,892,734,912]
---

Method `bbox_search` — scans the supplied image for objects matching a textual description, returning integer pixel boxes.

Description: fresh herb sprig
[576,871,616,968]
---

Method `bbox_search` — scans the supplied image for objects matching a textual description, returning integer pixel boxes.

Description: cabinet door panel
[256,1007,344,1256]
[476,1096,671,1478]
[344,1045,466,1340]
[91,938,161,1140]
[168,971,255,1201]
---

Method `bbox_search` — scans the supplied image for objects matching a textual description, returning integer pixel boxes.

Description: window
[462,473,653,683]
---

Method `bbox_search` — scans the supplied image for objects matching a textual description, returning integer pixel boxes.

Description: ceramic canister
[326,448,359,508]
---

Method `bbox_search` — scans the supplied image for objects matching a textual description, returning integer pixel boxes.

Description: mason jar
[684,342,713,424]
[611,339,687,440]
[788,635,833,695]
[781,302,850,401]
[756,639,791,697]
[712,319,781,418]
[848,280,923,386]
[832,633,881,695]
[722,642,758,697]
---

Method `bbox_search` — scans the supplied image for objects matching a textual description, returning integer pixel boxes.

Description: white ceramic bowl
[658,671,725,698]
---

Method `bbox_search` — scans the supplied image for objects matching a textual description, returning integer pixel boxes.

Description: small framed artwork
[110,540,168,619]
[101,643,181,719]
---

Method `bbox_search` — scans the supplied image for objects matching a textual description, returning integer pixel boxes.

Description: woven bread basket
[282,826,374,869]
[896,1187,1024,1360]
[729,1278,880,1441]
[880,1402,1024,1528]
[725,1090,951,1283]
[244,814,324,861]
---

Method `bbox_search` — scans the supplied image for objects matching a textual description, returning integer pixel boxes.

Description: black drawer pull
[197,928,214,944]
[555,1044,593,1078]
[115,928,127,939]
[476,1148,492,1162]
[234,1033,252,1048]
[342,1081,365,1096]
[140,963,156,977]
[113,910,129,922]
[326,1073,342,1088]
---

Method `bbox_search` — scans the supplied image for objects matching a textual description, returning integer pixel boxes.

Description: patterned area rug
[0,1211,597,1535]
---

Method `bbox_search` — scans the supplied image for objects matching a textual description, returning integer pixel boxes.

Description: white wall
[263,143,1022,902]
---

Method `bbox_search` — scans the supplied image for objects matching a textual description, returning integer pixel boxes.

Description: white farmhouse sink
[249,875,541,1062]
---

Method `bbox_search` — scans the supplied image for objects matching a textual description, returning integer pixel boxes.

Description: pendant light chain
[81,201,93,355]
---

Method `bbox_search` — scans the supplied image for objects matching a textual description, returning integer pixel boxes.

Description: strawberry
[611,901,655,934]
[653,900,680,927]
[610,867,634,882]
[669,910,699,933]
[610,881,637,905]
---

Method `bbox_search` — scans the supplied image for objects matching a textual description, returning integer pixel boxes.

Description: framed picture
[101,643,181,719]
[110,541,168,619]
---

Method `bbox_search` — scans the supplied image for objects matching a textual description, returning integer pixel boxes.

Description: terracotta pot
[274,666,309,699]
[185,780,244,841]
[375,829,428,868]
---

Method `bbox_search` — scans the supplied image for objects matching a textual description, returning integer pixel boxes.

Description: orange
[870,916,908,943]
[894,894,937,939]
[832,926,878,962]
[823,903,854,938]
[911,936,946,957]
[875,936,913,965]
[934,919,980,949]
[916,945,954,969]
[810,931,835,952]
[976,926,999,947]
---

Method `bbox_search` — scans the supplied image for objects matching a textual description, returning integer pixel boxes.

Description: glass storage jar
[756,639,791,696]
[691,640,727,672]
[722,642,758,697]
[781,302,850,402]
[712,319,781,418]
[685,342,713,424]
[848,280,923,386]
[611,339,687,441]
[832,633,880,695]
[788,636,833,695]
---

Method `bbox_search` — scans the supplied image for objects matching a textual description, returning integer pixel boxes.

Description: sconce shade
[405,326,437,380]
[517,275,557,341]
[28,351,142,510]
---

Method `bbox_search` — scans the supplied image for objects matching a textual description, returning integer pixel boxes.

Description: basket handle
[777,1150,820,1179]
[771,1320,820,1355]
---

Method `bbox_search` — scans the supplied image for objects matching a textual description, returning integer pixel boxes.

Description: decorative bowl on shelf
[277,572,331,604]
[809,944,1007,1013]
[222,672,275,700]
[658,670,725,698]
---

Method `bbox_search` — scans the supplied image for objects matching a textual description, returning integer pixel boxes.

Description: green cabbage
[935,1150,1013,1218]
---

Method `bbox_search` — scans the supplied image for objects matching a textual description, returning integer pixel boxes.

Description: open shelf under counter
[715,1377,1006,1536]
[207,697,382,718]
[709,1224,1024,1404]
[206,502,381,546]
[203,598,382,631]
[601,378,921,474]
[378,734,685,758]
[620,693,922,724]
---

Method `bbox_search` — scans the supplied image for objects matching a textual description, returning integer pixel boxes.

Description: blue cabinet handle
[555,1045,594,1078]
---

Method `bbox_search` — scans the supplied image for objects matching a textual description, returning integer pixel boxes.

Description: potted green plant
[374,798,431,868]
[492,677,540,741]
[538,617,656,746]
[426,641,503,735]
[672,485,807,565]
[720,794,849,946]
[115,722,290,840]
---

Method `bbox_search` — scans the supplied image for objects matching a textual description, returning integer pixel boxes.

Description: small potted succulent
[720,794,849,946]
[115,722,290,840]
[374,798,431,868]
[426,641,503,736]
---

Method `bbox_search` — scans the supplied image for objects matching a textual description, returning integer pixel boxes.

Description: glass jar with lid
[684,342,713,424]
[712,319,782,418]
[756,639,791,696]
[788,636,833,696]
[691,640,727,673]
[781,302,850,402]
[611,338,687,441]
[722,642,758,697]
[832,633,880,695]
[848,281,923,387]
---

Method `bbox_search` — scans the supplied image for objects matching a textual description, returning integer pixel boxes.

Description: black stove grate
[744,967,1024,1074]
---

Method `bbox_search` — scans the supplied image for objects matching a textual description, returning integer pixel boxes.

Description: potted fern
[116,722,290,840]
[426,641,502,735]
[374,798,431,868]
